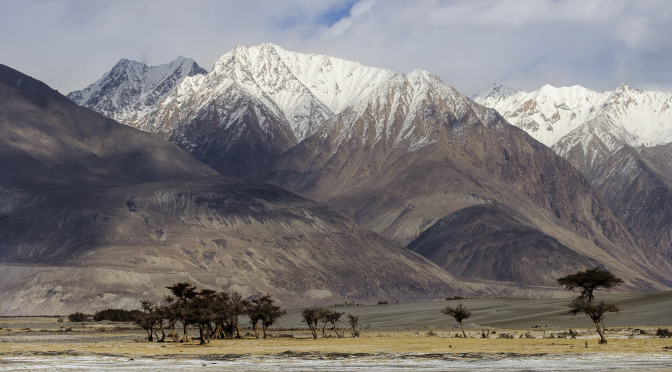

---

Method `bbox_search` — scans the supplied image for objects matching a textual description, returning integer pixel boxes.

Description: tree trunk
[215,323,224,339]
[182,323,189,343]
[309,325,318,339]
[198,324,207,345]
[169,321,177,342]
[158,322,166,342]
[594,320,608,344]
[207,322,215,340]
[262,324,268,339]
[234,317,242,339]
[253,323,260,339]
[460,321,467,338]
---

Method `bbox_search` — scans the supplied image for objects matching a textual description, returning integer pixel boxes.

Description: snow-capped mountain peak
[160,43,400,142]
[67,56,207,124]
[472,83,521,102]
[474,83,672,149]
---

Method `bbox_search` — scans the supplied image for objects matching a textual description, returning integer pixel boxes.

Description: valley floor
[2,293,672,370]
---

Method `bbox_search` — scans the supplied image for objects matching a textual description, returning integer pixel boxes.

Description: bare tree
[247,294,285,339]
[441,303,471,338]
[557,267,624,301]
[302,308,322,339]
[558,267,624,344]
[162,296,179,342]
[136,300,159,342]
[261,301,285,339]
[189,289,216,345]
[323,310,345,338]
[567,298,619,344]
[347,314,360,337]
[166,282,197,343]
[228,291,248,339]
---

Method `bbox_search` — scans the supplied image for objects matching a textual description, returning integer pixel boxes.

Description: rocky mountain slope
[1,65,485,315]
[268,67,671,291]
[475,84,672,258]
[67,57,206,125]
[0,63,216,187]
[406,205,600,285]
[67,44,672,294]
[2,176,480,315]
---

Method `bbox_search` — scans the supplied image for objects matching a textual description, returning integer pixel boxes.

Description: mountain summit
[67,56,207,124]
[474,83,672,150]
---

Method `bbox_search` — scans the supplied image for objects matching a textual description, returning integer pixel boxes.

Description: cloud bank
[2,0,670,95]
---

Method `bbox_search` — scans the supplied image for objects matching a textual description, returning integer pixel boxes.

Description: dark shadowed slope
[407,204,600,285]
[1,176,484,315]
[0,64,217,188]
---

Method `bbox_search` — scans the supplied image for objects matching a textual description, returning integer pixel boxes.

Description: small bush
[656,328,672,338]
[426,330,437,337]
[377,301,388,305]
[498,333,514,339]
[68,312,89,322]
[93,308,143,322]
[557,330,577,339]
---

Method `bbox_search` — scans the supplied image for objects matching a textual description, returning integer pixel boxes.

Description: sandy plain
[1,292,672,370]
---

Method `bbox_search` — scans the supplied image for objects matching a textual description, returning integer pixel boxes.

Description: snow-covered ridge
[70,44,507,154]
[144,43,478,143]
[213,44,398,115]
[67,57,207,124]
[201,43,400,141]
[474,83,672,148]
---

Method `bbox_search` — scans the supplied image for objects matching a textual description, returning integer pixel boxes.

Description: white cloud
[2,0,671,95]
[324,0,376,38]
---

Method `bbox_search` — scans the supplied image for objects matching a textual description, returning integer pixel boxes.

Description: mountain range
[67,44,672,294]
[474,84,672,258]
[2,43,670,314]
[1,63,487,315]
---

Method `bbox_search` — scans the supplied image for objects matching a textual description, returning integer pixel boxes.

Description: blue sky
[2,0,671,95]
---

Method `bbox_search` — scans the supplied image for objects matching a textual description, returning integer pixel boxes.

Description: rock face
[589,144,672,257]
[1,64,482,315]
[1,177,474,315]
[475,84,672,260]
[269,69,671,291]
[67,57,207,125]
[407,205,600,285]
